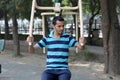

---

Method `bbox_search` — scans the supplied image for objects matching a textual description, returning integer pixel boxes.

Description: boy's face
[53,20,64,35]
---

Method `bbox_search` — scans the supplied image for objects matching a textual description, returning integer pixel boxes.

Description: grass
[77,50,97,61]
[69,50,102,63]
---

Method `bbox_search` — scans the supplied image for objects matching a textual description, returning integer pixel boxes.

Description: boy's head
[52,16,65,36]
[52,16,64,25]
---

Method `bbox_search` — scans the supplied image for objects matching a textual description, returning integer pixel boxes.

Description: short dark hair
[52,16,64,25]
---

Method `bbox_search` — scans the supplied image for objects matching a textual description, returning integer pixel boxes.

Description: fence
[0,23,102,38]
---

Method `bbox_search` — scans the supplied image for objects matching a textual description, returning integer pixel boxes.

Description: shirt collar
[49,30,66,38]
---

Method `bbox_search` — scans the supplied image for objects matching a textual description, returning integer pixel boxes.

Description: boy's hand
[26,36,34,53]
[26,36,34,44]
[79,37,86,46]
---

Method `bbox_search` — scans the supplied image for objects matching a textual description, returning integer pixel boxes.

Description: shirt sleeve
[35,37,47,48]
[69,36,78,47]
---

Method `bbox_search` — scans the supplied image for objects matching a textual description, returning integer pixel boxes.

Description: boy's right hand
[26,36,34,44]
[26,36,34,53]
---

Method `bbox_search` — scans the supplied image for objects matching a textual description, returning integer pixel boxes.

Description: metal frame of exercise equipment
[0,39,5,73]
[0,39,5,52]
[29,0,84,53]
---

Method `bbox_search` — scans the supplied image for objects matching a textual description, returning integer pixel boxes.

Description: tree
[69,0,79,37]
[69,0,101,42]
[0,0,21,56]
[10,0,21,56]
[16,0,32,19]
[100,0,120,75]
[0,9,3,19]
[87,0,100,45]
[116,0,120,14]
[0,0,10,40]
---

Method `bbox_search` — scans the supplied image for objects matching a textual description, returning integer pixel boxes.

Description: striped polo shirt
[36,30,78,70]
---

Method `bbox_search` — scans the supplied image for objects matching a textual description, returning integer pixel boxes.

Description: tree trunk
[88,17,94,44]
[12,14,21,56]
[4,10,9,40]
[100,0,120,75]
[87,0,100,45]
[45,16,50,36]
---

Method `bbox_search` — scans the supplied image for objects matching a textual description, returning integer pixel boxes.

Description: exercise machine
[29,0,84,53]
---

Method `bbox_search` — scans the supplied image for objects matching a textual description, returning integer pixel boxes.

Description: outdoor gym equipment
[0,39,5,52]
[0,39,5,74]
[29,0,84,53]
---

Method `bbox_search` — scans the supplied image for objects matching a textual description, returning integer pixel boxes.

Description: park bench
[0,39,5,73]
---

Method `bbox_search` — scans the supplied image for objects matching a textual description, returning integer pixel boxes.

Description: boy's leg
[58,69,71,80]
[41,70,56,80]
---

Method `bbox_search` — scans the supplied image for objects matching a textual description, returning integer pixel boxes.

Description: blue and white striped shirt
[36,30,78,70]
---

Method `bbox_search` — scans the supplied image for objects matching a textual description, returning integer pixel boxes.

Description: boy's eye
[58,26,61,27]
[57,25,64,28]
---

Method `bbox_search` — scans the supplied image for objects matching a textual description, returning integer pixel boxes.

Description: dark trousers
[41,69,71,80]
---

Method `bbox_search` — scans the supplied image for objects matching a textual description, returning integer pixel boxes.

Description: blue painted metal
[0,39,5,51]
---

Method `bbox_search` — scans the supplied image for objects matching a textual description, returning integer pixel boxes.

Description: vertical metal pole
[42,15,46,53]
[75,14,78,53]
[79,0,84,37]
[29,0,36,45]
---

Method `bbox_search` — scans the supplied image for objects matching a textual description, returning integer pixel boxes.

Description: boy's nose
[60,26,64,30]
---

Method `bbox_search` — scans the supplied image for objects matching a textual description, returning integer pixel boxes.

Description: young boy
[27,16,86,80]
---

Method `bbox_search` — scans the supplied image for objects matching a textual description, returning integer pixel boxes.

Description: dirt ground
[0,49,120,80]
[0,40,120,80]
